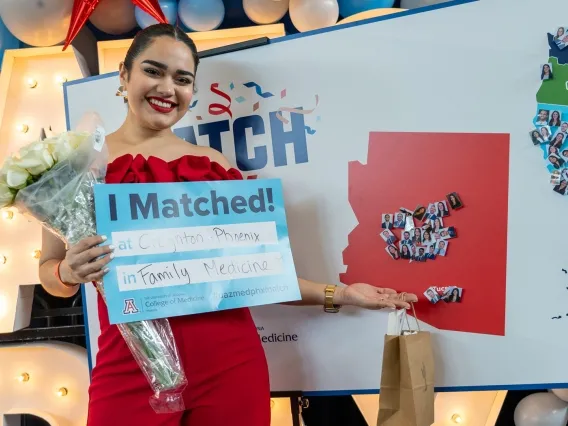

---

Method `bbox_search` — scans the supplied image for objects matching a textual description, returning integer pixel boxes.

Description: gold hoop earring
[116,85,128,103]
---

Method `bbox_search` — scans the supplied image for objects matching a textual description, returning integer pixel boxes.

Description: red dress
[86,154,270,426]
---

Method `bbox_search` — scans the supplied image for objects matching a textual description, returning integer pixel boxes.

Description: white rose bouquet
[0,119,187,413]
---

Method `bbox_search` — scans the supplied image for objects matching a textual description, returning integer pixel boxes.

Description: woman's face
[550,156,558,164]
[434,218,441,227]
[553,111,560,120]
[402,245,409,254]
[414,229,421,237]
[120,36,196,131]
[541,128,549,137]
[452,289,458,296]
[544,64,550,73]
[556,134,564,143]
[424,231,430,240]
[389,246,396,254]
[450,195,456,203]
[558,28,565,37]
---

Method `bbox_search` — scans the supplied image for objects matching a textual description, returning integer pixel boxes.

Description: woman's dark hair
[123,23,199,76]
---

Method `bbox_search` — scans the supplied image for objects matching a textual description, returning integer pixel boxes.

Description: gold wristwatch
[324,285,341,313]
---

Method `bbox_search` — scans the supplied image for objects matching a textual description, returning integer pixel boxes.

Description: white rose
[13,142,55,175]
[60,131,89,150]
[51,140,73,162]
[4,164,29,189]
[0,181,15,209]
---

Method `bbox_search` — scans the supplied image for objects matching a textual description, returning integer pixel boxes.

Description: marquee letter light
[0,342,89,426]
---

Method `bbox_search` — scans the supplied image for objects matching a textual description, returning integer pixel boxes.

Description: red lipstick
[147,97,177,114]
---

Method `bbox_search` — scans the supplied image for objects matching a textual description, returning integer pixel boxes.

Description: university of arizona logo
[123,299,139,315]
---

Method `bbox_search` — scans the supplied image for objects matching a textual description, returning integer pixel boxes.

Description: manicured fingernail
[109,245,115,251]
[103,268,110,273]
[101,235,107,241]
[109,253,115,260]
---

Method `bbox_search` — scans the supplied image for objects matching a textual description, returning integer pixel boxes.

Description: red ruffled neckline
[106,154,243,184]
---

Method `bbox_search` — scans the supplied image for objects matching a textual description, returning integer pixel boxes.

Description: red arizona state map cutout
[340,132,509,336]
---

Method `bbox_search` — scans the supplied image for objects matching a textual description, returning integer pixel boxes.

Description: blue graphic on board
[94,178,301,324]
[548,33,568,65]
[533,103,568,172]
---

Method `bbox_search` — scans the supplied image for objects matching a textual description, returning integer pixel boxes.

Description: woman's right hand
[60,235,114,284]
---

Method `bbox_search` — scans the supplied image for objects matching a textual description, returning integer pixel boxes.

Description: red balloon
[132,0,167,24]
[63,0,167,51]
[63,0,101,51]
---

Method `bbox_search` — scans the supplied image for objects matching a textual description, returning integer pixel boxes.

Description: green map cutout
[537,57,568,105]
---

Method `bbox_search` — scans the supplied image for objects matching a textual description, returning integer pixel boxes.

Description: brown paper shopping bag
[377,306,435,426]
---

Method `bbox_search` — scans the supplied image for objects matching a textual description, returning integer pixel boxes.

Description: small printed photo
[433,231,442,242]
[550,170,561,185]
[400,230,413,246]
[446,192,463,210]
[554,27,568,50]
[560,122,568,134]
[424,287,440,304]
[553,180,568,195]
[548,154,565,170]
[549,110,562,127]
[442,286,463,303]
[385,244,400,260]
[436,200,449,217]
[535,109,550,126]
[541,63,554,80]
[549,145,561,157]
[380,229,397,245]
[404,214,415,232]
[550,131,565,148]
[439,227,457,240]
[413,205,426,221]
[399,243,412,260]
[393,212,406,229]
[381,213,394,229]
[414,247,427,262]
[435,240,448,256]
[425,203,438,221]
[431,216,444,233]
[539,125,552,141]
[425,245,437,260]
[421,229,435,246]
[562,149,568,161]
[561,169,568,181]
[412,227,423,245]
[529,129,546,145]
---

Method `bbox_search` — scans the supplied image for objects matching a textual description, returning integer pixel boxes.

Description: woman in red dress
[38,24,417,425]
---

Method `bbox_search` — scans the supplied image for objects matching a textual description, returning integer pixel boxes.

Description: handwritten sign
[94,179,300,324]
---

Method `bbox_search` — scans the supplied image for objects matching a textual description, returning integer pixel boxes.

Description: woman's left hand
[334,284,418,310]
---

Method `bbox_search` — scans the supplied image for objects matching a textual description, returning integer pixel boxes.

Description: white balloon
[289,0,338,32]
[551,389,568,403]
[89,0,137,35]
[0,0,73,47]
[243,0,289,25]
[514,392,568,426]
[400,0,451,9]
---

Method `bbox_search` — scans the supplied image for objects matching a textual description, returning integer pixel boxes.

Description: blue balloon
[0,15,19,69]
[135,0,178,29]
[338,0,396,18]
[178,0,225,32]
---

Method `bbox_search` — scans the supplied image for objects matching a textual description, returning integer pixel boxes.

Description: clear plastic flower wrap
[5,115,187,413]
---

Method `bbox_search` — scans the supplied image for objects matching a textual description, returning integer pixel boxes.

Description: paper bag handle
[399,292,421,333]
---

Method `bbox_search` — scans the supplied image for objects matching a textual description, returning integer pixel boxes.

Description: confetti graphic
[276,95,320,124]
[280,89,287,98]
[189,100,198,110]
[243,82,274,98]
[247,175,258,180]
[235,96,246,103]
[208,83,232,119]
[305,126,316,135]
[196,116,203,121]
[229,82,235,90]
[253,102,260,112]
[552,315,562,319]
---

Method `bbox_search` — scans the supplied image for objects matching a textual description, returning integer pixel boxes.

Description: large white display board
[65,0,568,394]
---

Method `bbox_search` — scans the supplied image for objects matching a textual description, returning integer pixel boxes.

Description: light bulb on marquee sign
[16,123,29,133]
[26,78,38,89]
[57,387,68,397]
[2,210,14,220]
[18,372,30,382]
[32,250,41,259]
[55,75,67,85]
[0,255,6,265]
[452,414,463,424]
